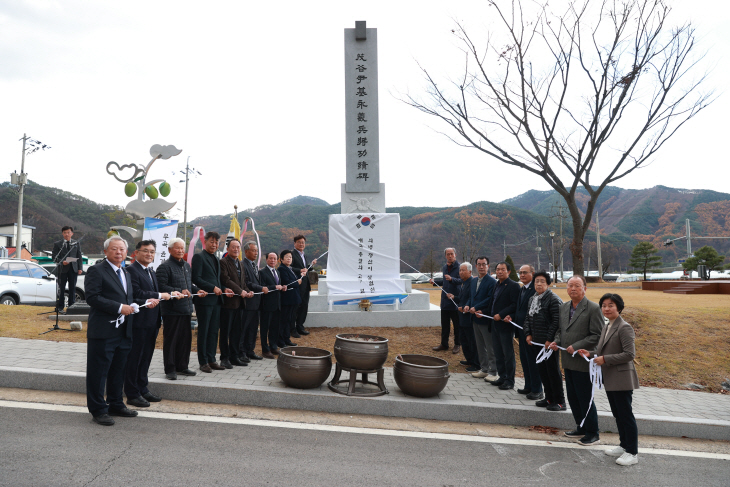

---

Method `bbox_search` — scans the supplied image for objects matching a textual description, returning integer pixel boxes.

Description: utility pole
[15,134,29,256]
[183,156,190,244]
[686,218,692,258]
[503,240,506,261]
[536,228,540,270]
[596,211,603,279]
[559,204,564,280]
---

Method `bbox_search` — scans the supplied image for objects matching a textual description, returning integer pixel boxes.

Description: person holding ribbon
[523,270,565,411]
[277,249,302,349]
[578,293,640,466]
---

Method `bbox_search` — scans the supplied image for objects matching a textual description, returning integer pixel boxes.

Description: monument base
[305,288,441,328]
[341,183,386,214]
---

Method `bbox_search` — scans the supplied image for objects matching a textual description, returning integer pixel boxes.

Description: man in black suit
[447,262,479,372]
[466,256,498,381]
[505,265,543,400]
[219,239,254,368]
[124,240,173,408]
[51,225,83,311]
[291,235,316,337]
[85,236,153,426]
[488,262,521,390]
[191,231,230,373]
[259,251,285,359]
[240,241,264,361]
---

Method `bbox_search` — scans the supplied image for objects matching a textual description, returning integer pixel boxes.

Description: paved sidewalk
[0,337,728,440]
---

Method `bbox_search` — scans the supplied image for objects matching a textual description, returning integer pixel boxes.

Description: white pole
[596,211,603,279]
[183,156,190,244]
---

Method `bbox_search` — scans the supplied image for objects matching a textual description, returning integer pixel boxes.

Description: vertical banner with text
[142,218,179,270]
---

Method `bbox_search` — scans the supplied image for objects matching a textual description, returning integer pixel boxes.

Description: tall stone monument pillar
[341,21,385,214]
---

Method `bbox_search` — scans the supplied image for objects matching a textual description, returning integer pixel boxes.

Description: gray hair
[103,235,128,250]
[460,262,472,272]
[243,240,258,251]
[444,247,456,256]
[168,237,186,249]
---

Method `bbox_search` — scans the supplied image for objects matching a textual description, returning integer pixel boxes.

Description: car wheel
[75,290,84,303]
[1,295,17,305]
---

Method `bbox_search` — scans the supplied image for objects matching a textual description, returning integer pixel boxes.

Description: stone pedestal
[341,183,386,214]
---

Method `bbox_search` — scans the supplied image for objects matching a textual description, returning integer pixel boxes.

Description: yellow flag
[229,213,242,260]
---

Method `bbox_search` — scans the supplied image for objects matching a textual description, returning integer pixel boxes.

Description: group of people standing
[83,232,316,427]
[434,248,641,466]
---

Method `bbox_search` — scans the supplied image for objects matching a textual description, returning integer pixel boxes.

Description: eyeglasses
[137,250,156,254]
[518,271,530,275]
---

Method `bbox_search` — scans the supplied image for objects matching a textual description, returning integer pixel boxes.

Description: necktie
[117,268,126,293]
[147,268,157,290]
[273,268,279,284]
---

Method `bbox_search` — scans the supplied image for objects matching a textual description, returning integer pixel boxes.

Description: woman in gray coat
[578,293,640,466]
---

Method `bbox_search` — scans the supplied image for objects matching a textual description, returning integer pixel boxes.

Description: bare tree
[404,0,714,276]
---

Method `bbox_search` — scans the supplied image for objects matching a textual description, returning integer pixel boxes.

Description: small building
[0,223,35,253]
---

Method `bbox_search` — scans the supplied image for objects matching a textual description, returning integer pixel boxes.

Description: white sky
[1,1,727,221]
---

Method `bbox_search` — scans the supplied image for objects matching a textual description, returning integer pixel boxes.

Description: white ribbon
[110,302,142,327]
[580,356,604,428]
[307,250,328,271]
[400,259,458,307]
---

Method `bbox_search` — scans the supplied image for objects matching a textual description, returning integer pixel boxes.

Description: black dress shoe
[432,344,449,351]
[247,353,263,360]
[466,366,480,372]
[108,407,138,418]
[565,429,584,438]
[290,330,301,339]
[209,362,226,370]
[578,434,600,446]
[177,368,197,376]
[526,392,544,400]
[143,392,161,403]
[238,355,251,363]
[284,341,297,347]
[230,357,248,366]
[165,372,177,380]
[459,360,470,366]
[271,348,280,355]
[221,359,233,369]
[297,328,310,336]
[535,398,549,407]
[127,396,150,408]
[92,414,115,426]
[498,382,514,390]
[547,402,567,411]
[517,388,529,394]
[489,379,505,386]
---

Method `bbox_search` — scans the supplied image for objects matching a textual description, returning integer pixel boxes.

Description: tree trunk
[566,198,586,277]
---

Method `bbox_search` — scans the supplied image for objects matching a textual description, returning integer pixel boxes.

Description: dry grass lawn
[2,282,728,392]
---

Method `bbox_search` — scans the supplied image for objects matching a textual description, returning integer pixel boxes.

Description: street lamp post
[549,231,556,284]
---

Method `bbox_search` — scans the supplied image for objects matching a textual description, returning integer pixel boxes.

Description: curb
[1,366,728,441]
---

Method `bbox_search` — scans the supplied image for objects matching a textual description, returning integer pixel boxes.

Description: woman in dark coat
[523,270,565,411]
[578,293,640,466]
[277,250,302,348]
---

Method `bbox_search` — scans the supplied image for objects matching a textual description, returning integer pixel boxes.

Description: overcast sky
[1,0,727,222]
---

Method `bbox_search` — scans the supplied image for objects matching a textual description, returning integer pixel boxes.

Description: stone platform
[1,337,728,441]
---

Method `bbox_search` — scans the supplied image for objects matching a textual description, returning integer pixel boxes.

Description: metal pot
[333,334,388,370]
[393,354,450,398]
[277,347,332,389]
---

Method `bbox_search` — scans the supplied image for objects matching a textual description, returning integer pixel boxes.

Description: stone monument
[307,21,439,328]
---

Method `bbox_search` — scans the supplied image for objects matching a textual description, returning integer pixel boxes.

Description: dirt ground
[1,282,729,392]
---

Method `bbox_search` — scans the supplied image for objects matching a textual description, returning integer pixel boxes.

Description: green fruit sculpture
[107,230,119,238]
[124,182,137,197]
[159,181,171,197]
[145,185,159,199]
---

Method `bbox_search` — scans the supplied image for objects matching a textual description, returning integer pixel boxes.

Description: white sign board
[326,213,405,295]
[142,217,179,270]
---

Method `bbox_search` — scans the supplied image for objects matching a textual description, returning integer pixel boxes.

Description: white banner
[326,213,405,295]
[142,217,179,270]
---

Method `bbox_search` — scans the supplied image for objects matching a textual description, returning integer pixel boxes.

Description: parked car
[39,263,86,306]
[0,258,58,306]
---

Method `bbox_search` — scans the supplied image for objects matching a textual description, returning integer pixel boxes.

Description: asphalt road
[1,404,728,487]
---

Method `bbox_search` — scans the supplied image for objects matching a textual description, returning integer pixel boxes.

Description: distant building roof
[0,223,36,229]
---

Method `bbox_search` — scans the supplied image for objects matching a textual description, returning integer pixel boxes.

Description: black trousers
[295,287,310,329]
[565,368,599,435]
[57,270,78,309]
[536,348,564,405]
[606,390,638,455]
[240,309,259,356]
[492,323,516,385]
[279,304,297,347]
[124,325,159,399]
[162,315,192,374]
[219,307,243,361]
[259,310,280,352]
[86,335,131,416]
[517,329,543,394]
[440,309,460,346]
[194,304,220,365]
[458,322,479,366]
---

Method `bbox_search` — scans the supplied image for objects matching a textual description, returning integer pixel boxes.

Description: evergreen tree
[629,242,663,280]
[505,255,519,281]
[683,245,726,272]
